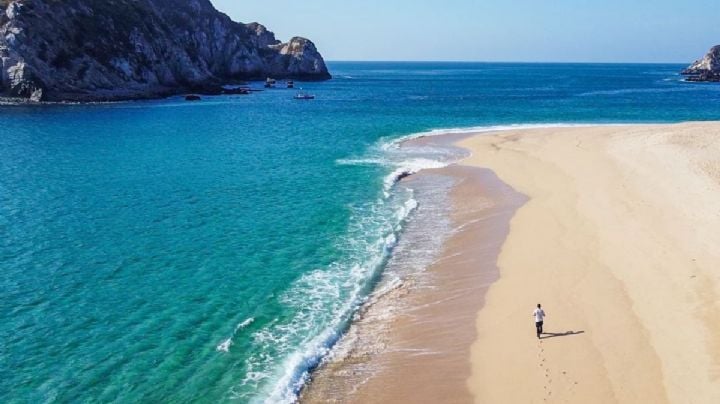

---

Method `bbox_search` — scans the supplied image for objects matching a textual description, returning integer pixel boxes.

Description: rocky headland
[0,0,330,102]
[682,45,720,82]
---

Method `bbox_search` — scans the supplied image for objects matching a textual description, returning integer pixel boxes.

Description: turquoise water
[2,62,720,403]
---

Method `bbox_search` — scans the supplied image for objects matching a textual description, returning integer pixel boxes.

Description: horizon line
[325,60,690,65]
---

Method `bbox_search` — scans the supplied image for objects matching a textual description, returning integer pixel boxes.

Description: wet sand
[302,163,525,403]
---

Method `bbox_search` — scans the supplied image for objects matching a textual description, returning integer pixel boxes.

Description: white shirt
[533,308,546,322]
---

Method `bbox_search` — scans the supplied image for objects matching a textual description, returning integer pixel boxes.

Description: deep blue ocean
[2,62,720,403]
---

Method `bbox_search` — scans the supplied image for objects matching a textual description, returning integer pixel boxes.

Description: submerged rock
[682,45,720,82]
[0,0,331,102]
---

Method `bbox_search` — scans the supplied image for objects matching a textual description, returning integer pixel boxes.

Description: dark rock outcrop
[0,0,330,102]
[682,45,720,82]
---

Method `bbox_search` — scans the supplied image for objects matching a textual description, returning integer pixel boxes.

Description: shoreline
[303,121,720,403]
[299,123,622,402]
[301,123,631,403]
[303,164,525,403]
[301,130,526,402]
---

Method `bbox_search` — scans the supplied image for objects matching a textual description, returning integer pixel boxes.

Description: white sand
[462,123,720,403]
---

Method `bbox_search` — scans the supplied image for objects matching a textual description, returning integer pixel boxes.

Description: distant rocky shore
[0,0,330,102]
[682,45,720,82]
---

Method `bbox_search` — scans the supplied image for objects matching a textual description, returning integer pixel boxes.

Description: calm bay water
[2,62,720,403]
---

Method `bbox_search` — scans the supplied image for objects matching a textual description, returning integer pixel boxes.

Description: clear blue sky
[211,0,720,63]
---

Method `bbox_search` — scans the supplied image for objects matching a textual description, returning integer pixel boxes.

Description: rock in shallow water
[0,0,331,102]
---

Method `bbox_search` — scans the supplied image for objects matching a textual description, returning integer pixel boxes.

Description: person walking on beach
[533,304,546,338]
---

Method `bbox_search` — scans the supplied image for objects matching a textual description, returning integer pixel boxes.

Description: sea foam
[216,317,255,353]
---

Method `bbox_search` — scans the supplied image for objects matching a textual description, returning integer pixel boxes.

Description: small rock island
[0,0,331,102]
[682,45,720,82]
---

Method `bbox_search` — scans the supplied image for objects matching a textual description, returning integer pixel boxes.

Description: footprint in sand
[537,343,552,398]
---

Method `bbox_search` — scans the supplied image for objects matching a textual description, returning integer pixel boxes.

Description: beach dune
[462,123,720,403]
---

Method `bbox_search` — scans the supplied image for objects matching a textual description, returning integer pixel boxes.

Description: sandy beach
[463,123,720,403]
[306,122,720,403]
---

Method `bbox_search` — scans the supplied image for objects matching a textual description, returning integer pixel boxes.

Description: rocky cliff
[682,45,720,82]
[0,0,330,102]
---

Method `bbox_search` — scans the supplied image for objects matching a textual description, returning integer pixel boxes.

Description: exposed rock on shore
[0,0,330,102]
[682,45,720,82]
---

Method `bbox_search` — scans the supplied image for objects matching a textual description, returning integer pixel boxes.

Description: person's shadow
[539,330,585,340]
